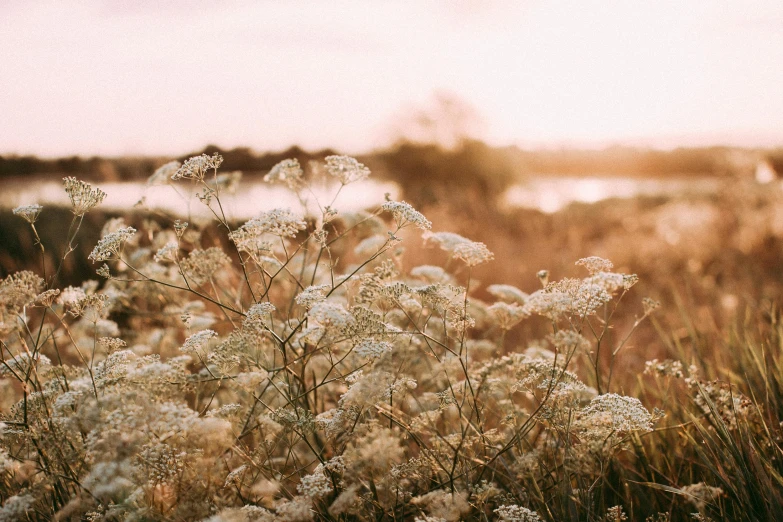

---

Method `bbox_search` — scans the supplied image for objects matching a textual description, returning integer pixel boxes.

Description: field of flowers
[1,155,782,521]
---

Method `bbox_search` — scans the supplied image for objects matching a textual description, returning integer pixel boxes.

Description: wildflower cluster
[0,156,691,522]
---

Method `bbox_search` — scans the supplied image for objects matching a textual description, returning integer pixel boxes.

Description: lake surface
[1,175,726,218]
[0,178,400,220]
[502,176,723,213]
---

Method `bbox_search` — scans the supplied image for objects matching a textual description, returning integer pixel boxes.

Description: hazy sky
[2,1,782,157]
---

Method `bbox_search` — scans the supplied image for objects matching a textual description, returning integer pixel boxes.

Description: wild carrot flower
[180,329,218,354]
[579,393,654,434]
[575,256,614,275]
[0,353,51,377]
[180,247,231,285]
[12,204,43,224]
[488,302,527,330]
[354,338,393,360]
[153,242,179,263]
[452,240,494,267]
[1,271,44,310]
[487,284,528,304]
[264,158,304,189]
[382,200,431,230]
[644,358,684,378]
[88,226,137,262]
[147,160,180,186]
[494,505,543,522]
[171,153,223,181]
[295,285,330,309]
[63,177,107,216]
[423,231,470,251]
[410,265,448,282]
[66,293,110,321]
[325,155,371,184]
[232,208,307,239]
[244,302,276,329]
[34,288,60,307]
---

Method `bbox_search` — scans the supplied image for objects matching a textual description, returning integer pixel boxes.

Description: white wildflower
[354,338,393,360]
[34,288,60,307]
[0,352,51,377]
[575,256,614,275]
[488,302,528,330]
[382,200,431,230]
[325,155,371,184]
[494,505,542,522]
[264,158,304,189]
[147,160,180,186]
[423,231,471,252]
[154,241,179,263]
[452,241,494,267]
[644,359,684,378]
[181,329,218,354]
[244,302,276,328]
[224,464,248,487]
[487,284,528,304]
[180,247,231,285]
[88,226,137,262]
[295,285,330,309]
[171,153,223,181]
[63,177,107,215]
[297,464,333,499]
[0,494,36,521]
[410,265,448,282]
[232,208,307,239]
[602,506,628,522]
[12,204,43,224]
[579,393,654,434]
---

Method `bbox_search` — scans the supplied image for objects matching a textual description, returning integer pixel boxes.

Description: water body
[1,175,726,218]
[502,176,723,213]
[0,178,400,220]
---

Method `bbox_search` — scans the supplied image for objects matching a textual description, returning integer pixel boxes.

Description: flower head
[264,158,304,189]
[12,204,43,224]
[88,226,137,262]
[575,256,614,275]
[325,155,371,184]
[171,153,223,181]
[147,161,180,186]
[382,200,431,230]
[452,241,494,267]
[63,177,107,216]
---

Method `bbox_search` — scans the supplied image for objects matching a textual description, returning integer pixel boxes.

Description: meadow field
[1,147,782,521]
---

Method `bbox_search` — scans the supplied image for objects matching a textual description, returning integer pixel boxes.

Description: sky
[1,0,782,157]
